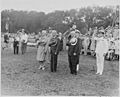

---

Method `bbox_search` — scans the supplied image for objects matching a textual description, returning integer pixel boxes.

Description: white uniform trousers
[96,53,104,75]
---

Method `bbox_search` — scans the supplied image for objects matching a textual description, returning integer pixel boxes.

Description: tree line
[1,5,118,34]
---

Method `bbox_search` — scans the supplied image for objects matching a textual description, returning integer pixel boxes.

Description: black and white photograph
[1,0,120,96]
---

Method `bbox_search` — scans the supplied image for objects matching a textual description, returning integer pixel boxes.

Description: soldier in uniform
[94,31,109,75]
[49,30,61,72]
[66,31,82,75]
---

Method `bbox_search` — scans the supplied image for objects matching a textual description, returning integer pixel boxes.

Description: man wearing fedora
[94,30,109,75]
[66,31,82,75]
[49,30,61,72]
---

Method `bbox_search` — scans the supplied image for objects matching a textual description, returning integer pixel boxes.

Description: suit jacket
[59,38,63,51]
[14,40,19,47]
[66,38,82,56]
[49,37,61,55]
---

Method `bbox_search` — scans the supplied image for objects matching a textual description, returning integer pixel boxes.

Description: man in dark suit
[49,30,61,72]
[66,31,82,75]
[13,34,20,54]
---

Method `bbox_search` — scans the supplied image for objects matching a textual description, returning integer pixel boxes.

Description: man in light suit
[20,29,28,54]
[94,31,109,75]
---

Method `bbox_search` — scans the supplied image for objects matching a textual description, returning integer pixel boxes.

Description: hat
[70,37,77,45]
[75,29,81,34]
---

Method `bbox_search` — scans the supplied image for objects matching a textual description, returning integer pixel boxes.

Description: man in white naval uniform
[94,31,109,75]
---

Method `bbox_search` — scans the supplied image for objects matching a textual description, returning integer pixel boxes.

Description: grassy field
[1,46,119,96]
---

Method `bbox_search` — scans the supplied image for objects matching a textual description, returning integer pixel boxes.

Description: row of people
[2,25,119,76]
[36,26,111,75]
[2,29,29,55]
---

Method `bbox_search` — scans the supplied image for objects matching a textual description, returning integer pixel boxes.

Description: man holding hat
[66,31,82,75]
[94,30,109,75]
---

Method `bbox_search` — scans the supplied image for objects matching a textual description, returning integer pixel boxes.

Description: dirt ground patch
[1,47,119,96]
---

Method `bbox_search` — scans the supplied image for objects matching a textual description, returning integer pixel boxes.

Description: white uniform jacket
[94,37,109,55]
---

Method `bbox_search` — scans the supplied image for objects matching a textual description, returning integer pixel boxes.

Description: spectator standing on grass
[20,29,28,54]
[94,31,109,75]
[105,26,112,36]
[82,34,90,55]
[88,28,93,36]
[113,24,119,39]
[9,34,14,50]
[90,27,98,55]
[13,33,20,54]
[106,41,115,60]
[36,30,48,70]
[3,32,9,49]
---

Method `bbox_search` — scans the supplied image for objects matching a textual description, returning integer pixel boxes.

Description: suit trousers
[68,55,79,74]
[96,53,104,75]
[21,42,27,54]
[50,53,58,72]
[14,46,19,54]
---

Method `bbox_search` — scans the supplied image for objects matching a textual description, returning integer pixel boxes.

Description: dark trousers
[68,55,79,74]
[21,43,27,54]
[50,53,58,72]
[14,46,19,54]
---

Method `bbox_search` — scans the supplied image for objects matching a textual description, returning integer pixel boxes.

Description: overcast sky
[1,0,119,13]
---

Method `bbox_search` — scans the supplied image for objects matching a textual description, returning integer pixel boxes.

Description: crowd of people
[81,24,119,61]
[1,23,119,76]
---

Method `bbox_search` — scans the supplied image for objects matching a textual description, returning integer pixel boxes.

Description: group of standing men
[3,29,28,55]
[36,24,114,75]
[65,25,108,75]
[36,25,84,75]
[3,24,119,76]
[36,29,63,72]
